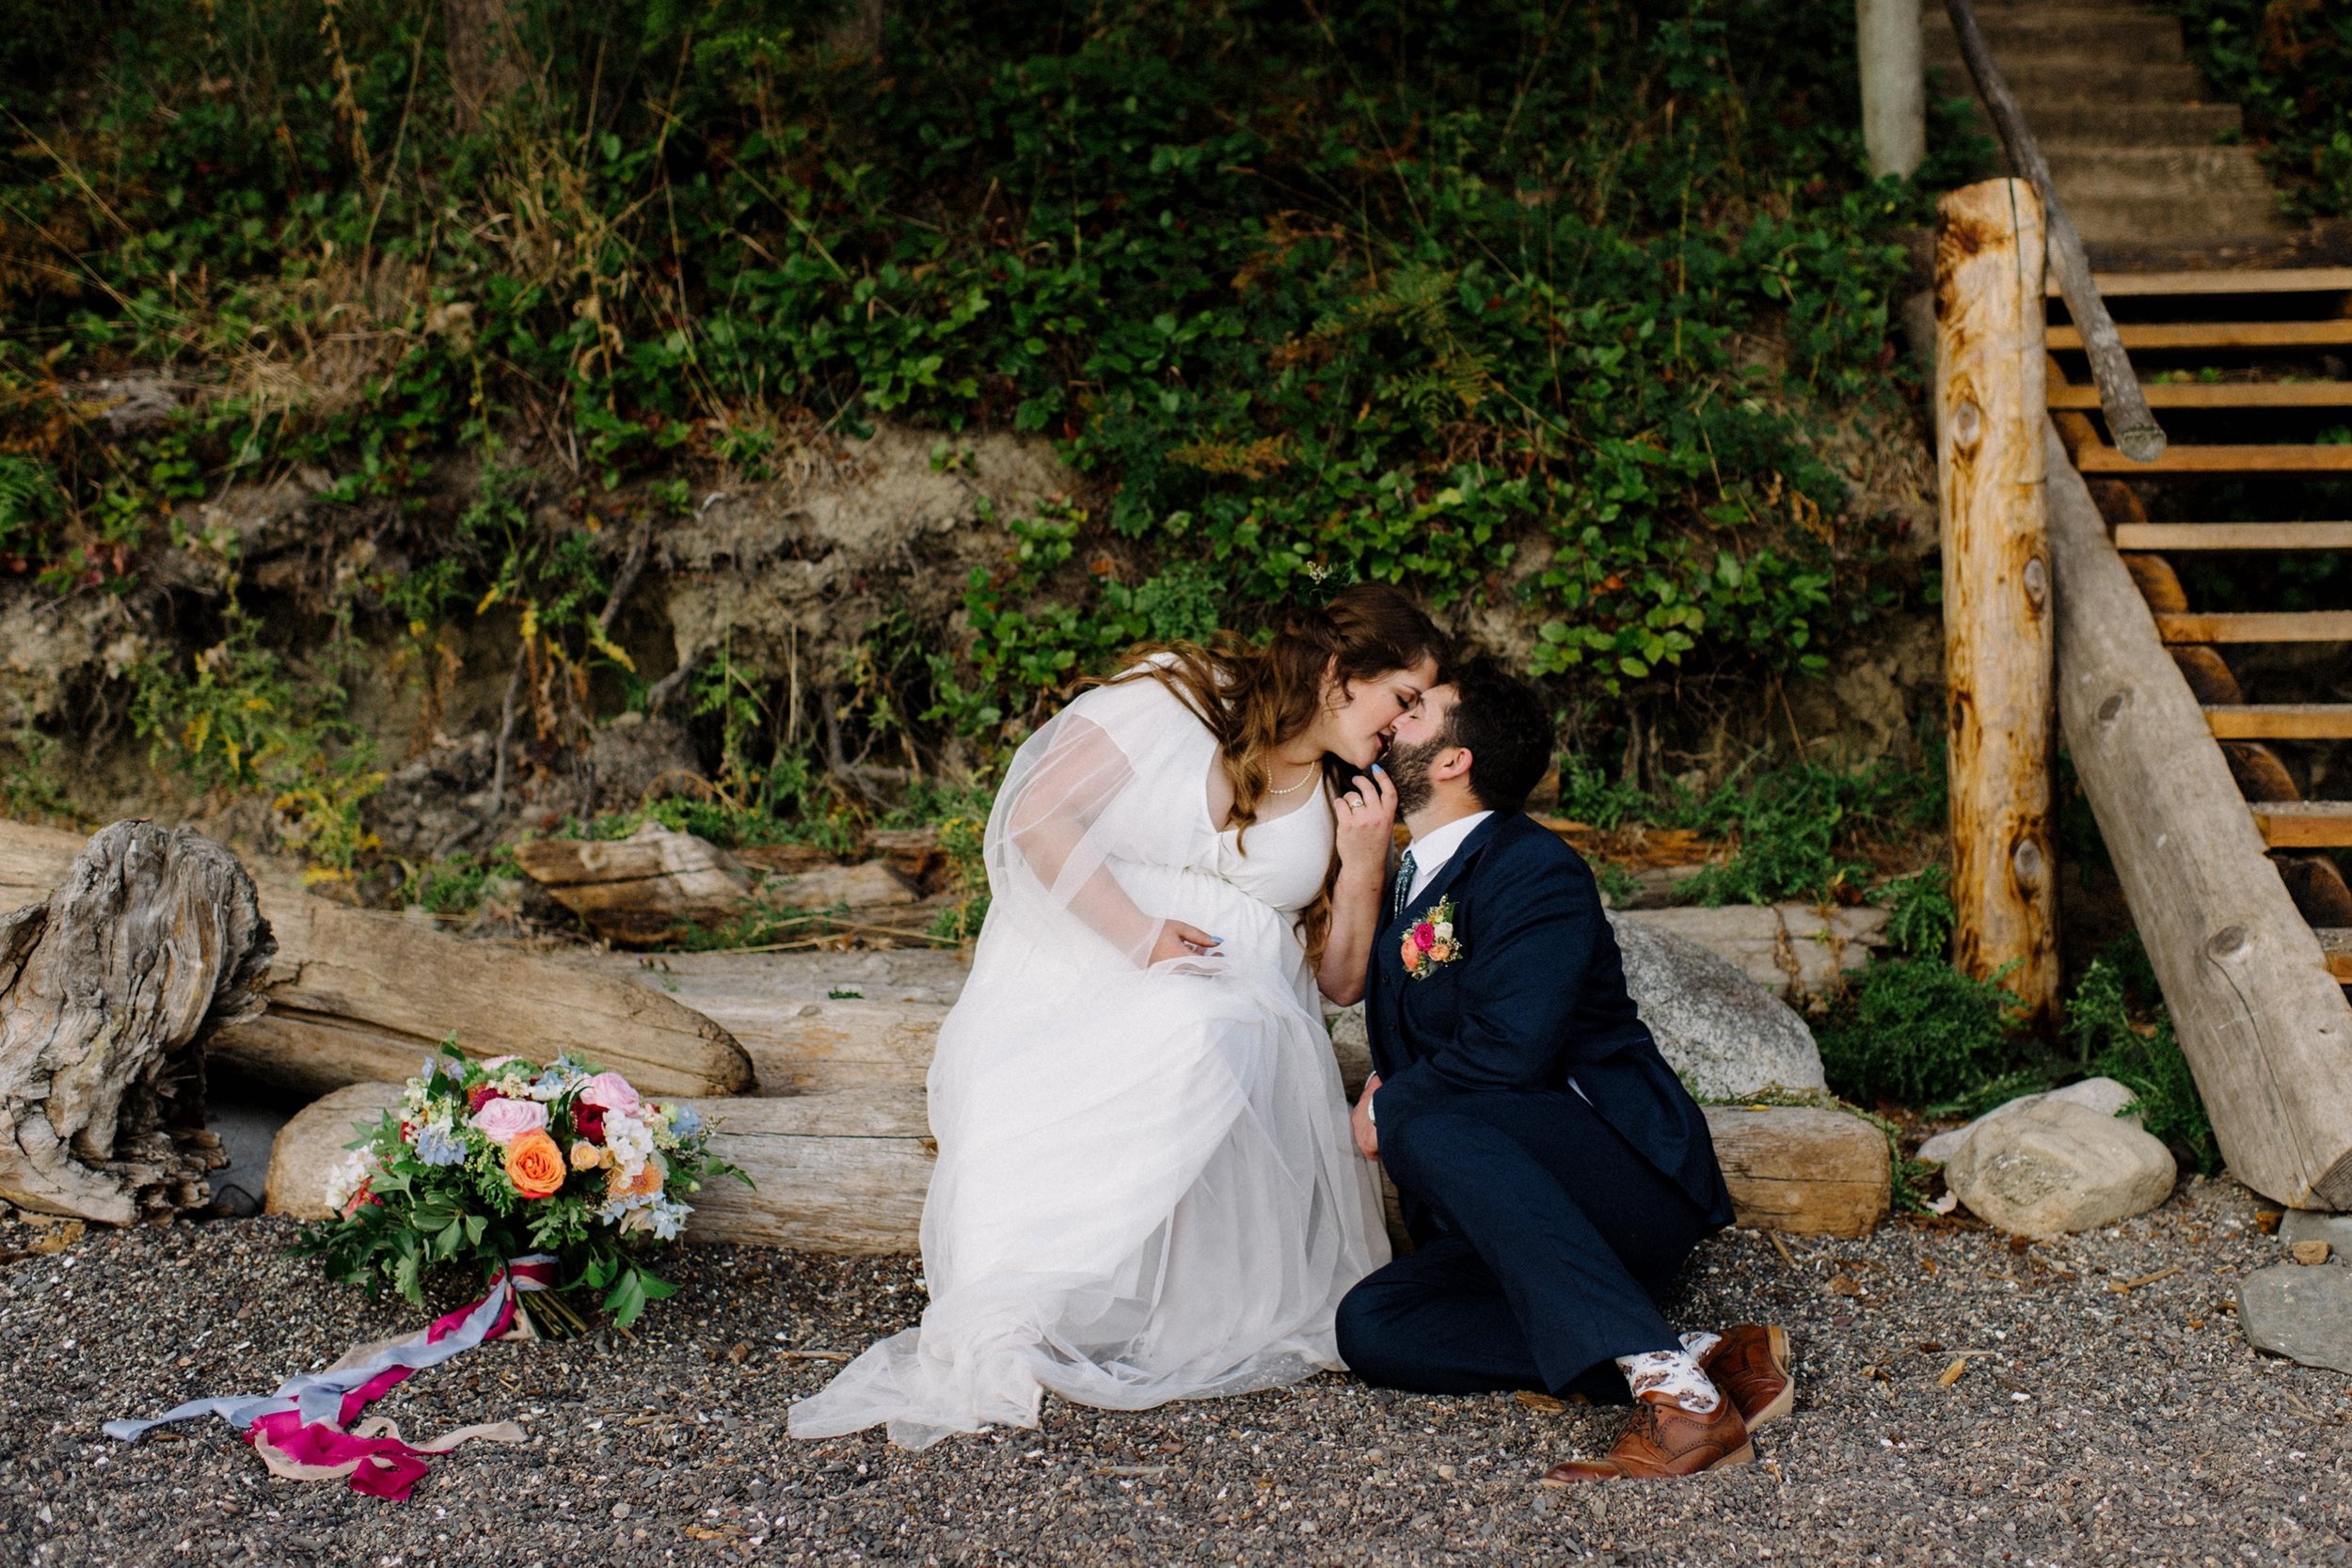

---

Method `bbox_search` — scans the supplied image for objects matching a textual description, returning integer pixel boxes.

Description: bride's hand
[1148,919,1224,970]
[1334,762,1398,873]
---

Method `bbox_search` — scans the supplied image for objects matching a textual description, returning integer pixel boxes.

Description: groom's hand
[1351,1072,1381,1161]
[1335,764,1399,875]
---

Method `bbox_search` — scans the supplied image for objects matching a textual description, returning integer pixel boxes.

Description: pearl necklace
[1265,760,1320,796]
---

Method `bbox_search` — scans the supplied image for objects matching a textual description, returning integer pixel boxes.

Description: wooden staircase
[2049,267,2352,994]
[1925,0,2293,252]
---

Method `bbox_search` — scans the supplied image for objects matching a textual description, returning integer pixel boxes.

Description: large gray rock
[1320,913,1826,1102]
[2238,1261,2352,1375]
[1617,905,1886,1001]
[1606,911,1827,1101]
[1917,1076,2141,1166]
[1946,1099,2177,1239]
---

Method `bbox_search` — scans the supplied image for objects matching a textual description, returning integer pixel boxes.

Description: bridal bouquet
[302,1044,747,1332]
[109,1047,749,1499]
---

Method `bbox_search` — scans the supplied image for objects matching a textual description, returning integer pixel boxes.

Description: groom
[1336,659,1792,1482]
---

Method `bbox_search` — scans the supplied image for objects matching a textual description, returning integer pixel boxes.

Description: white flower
[604,1114,656,1180]
[323,1150,377,1214]
[1435,921,1454,942]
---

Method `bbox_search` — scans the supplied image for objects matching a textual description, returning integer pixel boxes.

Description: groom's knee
[1334,1280,1408,1387]
[1379,1109,1484,1196]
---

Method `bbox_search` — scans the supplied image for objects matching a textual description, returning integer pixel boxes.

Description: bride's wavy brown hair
[1096,582,1447,962]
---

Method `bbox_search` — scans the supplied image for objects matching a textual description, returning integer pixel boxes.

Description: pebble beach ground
[4,1174,2347,1568]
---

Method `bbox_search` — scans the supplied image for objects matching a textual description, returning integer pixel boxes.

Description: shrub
[1816,958,2027,1109]
[2066,942,2218,1175]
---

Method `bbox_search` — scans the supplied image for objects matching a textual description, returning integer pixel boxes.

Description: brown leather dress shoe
[1703,1323,1794,1431]
[1538,1390,1754,1484]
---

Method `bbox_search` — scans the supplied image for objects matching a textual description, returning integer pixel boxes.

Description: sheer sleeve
[981,677,1219,973]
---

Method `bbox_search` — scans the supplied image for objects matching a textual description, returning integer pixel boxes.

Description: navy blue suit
[1336,811,1736,1402]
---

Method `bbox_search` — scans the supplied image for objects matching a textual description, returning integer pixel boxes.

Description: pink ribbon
[108,1257,560,1501]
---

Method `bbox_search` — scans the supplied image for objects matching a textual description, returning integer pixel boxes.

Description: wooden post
[1858,0,1926,179]
[1937,178,2058,1027]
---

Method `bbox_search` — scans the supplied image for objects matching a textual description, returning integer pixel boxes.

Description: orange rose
[504,1130,566,1199]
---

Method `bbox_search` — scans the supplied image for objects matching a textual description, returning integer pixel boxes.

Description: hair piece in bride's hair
[1098,582,1447,964]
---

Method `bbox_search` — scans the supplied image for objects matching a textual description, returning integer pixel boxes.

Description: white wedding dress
[787,663,1390,1449]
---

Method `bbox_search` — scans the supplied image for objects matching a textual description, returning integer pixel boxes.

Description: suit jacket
[1366,811,1735,1228]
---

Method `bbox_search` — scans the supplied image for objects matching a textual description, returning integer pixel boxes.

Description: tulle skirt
[787,866,1389,1449]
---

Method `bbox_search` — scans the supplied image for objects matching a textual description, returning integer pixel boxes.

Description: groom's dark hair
[1439,657,1553,814]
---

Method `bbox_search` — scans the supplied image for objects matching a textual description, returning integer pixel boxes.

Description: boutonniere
[1399,896,1463,979]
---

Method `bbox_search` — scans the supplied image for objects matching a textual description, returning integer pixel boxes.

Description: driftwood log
[267,1081,931,1253]
[0,820,754,1101]
[2047,421,2352,1209]
[0,821,274,1224]
[513,821,921,947]
[267,1081,1888,1248]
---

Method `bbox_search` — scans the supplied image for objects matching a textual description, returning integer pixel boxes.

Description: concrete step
[2063,192,2296,246]
[1924,13,2185,65]
[2041,144,2280,202]
[1957,57,2207,101]
[1943,99,2243,145]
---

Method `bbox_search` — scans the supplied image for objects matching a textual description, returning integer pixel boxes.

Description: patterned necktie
[1391,849,1418,920]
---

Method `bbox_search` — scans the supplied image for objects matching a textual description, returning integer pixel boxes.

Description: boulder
[1606,912,1827,1100]
[1322,914,1827,1103]
[1916,1076,2141,1166]
[1945,1098,2177,1239]
[2238,1261,2352,1375]
[1617,905,1887,1000]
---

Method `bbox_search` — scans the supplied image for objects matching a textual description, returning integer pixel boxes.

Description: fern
[0,453,55,557]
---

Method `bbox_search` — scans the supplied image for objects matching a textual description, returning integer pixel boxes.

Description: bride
[789,584,1445,1449]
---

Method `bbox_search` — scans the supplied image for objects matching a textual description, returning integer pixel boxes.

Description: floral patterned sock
[1679,1329,1723,1360]
[1615,1348,1723,1414]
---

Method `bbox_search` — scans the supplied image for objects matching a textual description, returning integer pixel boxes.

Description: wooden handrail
[1943,0,2168,464]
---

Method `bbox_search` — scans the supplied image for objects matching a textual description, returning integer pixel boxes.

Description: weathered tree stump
[0,821,275,1225]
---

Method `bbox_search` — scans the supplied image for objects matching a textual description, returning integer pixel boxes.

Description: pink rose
[580,1071,642,1117]
[469,1096,549,1146]
[1412,922,1438,951]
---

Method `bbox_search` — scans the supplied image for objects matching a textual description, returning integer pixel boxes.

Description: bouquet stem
[516,1285,595,1340]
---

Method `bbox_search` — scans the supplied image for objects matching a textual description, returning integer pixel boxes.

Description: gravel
[4,1174,2348,1566]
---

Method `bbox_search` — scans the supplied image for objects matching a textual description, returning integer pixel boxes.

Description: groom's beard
[1381,734,1444,819]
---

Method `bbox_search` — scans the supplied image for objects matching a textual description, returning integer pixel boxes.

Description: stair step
[2041,146,2277,200]
[2049,320,2352,351]
[1945,102,2243,142]
[2114,522,2352,550]
[2206,705,2352,740]
[2057,192,2295,247]
[2251,803,2352,849]
[1924,21,2185,66]
[2074,443,2352,475]
[1953,58,2206,99]
[2051,382,2352,410]
[2156,611,2352,643]
[2050,268,2352,298]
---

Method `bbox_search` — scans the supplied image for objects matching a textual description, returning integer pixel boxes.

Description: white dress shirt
[1400,810,1493,908]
